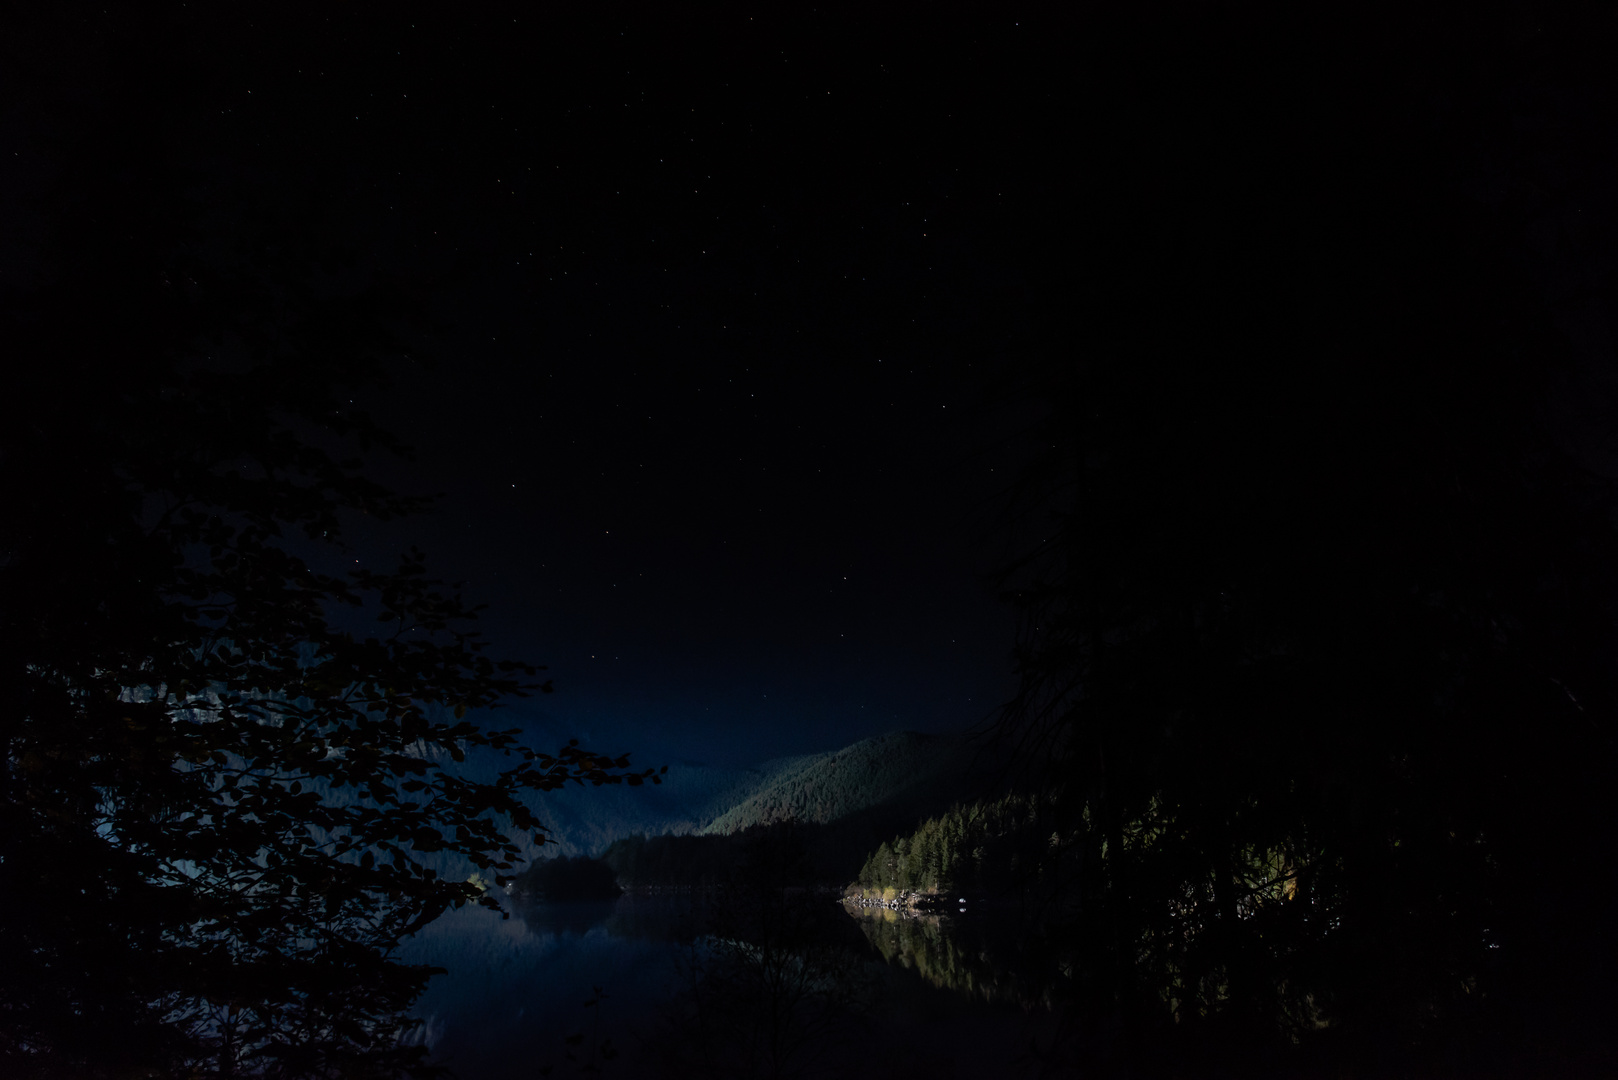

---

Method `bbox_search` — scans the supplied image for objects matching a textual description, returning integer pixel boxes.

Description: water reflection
[400,895,689,1075]
[402,892,1070,1077]
[843,900,1073,1009]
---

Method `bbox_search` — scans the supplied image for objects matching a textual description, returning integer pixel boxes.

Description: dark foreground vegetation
[1,10,661,1076]
[869,9,1618,1076]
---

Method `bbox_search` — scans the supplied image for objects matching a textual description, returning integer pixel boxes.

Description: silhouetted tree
[986,8,1618,1073]
[0,12,657,1076]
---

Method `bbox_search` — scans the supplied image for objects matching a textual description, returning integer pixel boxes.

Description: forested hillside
[509,732,971,859]
[853,793,1074,900]
[699,731,974,835]
[596,731,1002,888]
[508,854,623,902]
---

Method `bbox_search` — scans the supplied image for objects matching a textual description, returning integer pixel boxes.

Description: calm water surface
[403,893,1071,1077]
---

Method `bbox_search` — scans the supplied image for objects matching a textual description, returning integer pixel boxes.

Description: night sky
[7,5,1614,769]
[320,7,1058,766]
[3,4,1062,767]
[359,277,1026,767]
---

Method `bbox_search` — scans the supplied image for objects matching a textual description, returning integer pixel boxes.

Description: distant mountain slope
[700,731,977,836]
[513,730,1002,882]
[599,731,1005,887]
[524,759,778,857]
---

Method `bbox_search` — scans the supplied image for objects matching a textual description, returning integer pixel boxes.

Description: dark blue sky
[353,322,1026,767]
[195,6,1067,768]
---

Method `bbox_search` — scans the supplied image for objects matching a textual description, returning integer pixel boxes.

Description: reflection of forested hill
[847,906,1070,1009]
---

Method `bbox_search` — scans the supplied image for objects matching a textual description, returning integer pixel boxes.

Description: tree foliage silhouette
[986,8,1618,1072]
[0,13,658,1077]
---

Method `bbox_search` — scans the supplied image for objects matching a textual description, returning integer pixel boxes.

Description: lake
[402,892,1081,1078]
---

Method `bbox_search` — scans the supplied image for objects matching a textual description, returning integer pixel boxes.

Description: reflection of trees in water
[847,905,1072,1010]
[644,823,878,1079]
[511,889,875,1079]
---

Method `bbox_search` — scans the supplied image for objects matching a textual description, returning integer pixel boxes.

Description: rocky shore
[842,889,967,916]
